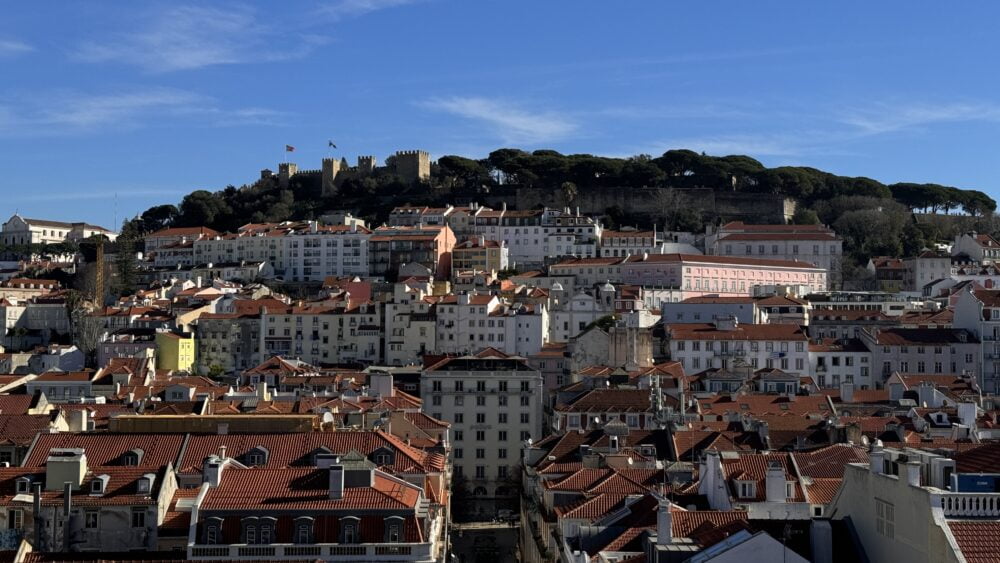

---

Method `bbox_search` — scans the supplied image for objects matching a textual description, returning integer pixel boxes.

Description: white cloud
[76,5,319,72]
[839,102,1000,135]
[421,96,577,144]
[319,0,419,20]
[0,87,289,136]
[0,39,32,57]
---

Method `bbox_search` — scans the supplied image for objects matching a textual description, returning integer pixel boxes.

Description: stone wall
[481,186,796,224]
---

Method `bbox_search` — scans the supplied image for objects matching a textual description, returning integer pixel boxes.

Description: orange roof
[202,467,421,511]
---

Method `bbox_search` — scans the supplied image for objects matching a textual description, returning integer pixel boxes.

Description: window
[16,479,30,494]
[131,507,146,528]
[520,413,530,424]
[476,448,485,459]
[475,430,485,441]
[520,381,530,392]
[499,413,508,424]
[454,413,463,424]
[738,481,755,498]
[454,430,463,441]
[475,466,486,479]
[476,396,486,406]
[520,395,530,406]
[7,509,23,530]
[342,521,358,544]
[499,448,508,459]
[875,498,894,539]
[432,381,442,392]
[499,395,508,406]
[476,413,486,424]
[454,448,463,459]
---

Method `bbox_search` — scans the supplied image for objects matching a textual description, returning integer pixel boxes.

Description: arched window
[246,525,256,545]
[473,486,488,497]
[384,516,405,543]
[341,516,360,544]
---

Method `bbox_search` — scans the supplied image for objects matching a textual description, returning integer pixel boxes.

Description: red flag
[285,145,296,152]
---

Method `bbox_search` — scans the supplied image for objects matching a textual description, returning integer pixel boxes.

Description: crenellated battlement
[270,148,431,196]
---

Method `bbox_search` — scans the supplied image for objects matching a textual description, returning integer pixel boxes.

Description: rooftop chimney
[329,465,345,499]
[765,460,786,503]
[45,449,87,491]
[656,498,673,545]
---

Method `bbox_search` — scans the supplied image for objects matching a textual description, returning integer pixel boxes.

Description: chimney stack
[656,498,673,545]
[329,465,345,499]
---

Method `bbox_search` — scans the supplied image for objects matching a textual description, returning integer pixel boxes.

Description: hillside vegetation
[123,149,998,268]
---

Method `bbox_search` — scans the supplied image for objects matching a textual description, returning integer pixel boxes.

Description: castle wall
[496,186,794,224]
[394,150,430,183]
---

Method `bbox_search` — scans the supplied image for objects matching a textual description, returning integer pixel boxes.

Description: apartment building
[384,281,437,366]
[621,254,827,296]
[261,300,382,366]
[705,221,842,288]
[863,327,980,386]
[369,225,456,281]
[451,236,509,276]
[473,207,602,268]
[665,318,810,375]
[432,292,548,357]
[422,349,543,503]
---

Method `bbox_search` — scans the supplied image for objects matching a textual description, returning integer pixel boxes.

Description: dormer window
[122,448,144,466]
[15,477,31,494]
[136,473,155,495]
[246,446,269,466]
[737,480,756,499]
[91,475,110,495]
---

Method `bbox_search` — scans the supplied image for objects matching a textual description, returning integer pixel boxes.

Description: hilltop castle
[262,150,431,196]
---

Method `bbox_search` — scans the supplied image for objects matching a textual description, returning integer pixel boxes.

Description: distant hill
[122,148,997,268]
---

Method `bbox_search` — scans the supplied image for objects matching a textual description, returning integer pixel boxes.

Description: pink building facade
[621,254,826,298]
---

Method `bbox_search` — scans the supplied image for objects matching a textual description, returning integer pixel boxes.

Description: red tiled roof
[792,444,869,478]
[23,433,185,468]
[555,389,655,413]
[719,233,836,241]
[178,430,444,474]
[671,508,749,538]
[201,468,421,511]
[875,328,978,346]
[630,253,824,270]
[721,453,805,502]
[147,226,220,238]
[948,520,1000,563]
[668,323,807,341]
[0,414,53,445]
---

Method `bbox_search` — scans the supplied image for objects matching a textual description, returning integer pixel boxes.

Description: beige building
[451,236,509,276]
[1,214,117,247]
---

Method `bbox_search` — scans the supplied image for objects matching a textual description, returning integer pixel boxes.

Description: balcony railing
[939,493,1000,517]
[189,542,430,561]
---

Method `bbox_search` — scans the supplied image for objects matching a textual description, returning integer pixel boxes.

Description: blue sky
[3,1,1000,228]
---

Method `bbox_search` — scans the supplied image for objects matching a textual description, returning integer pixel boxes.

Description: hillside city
[0,148,999,563]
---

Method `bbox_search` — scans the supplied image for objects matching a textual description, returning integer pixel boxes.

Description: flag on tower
[285,145,296,152]
[328,140,337,149]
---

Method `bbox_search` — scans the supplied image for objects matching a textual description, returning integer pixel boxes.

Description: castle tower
[322,158,342,197]
[357,155,377,175]
[278,163,298,189]
[394,150,430,183]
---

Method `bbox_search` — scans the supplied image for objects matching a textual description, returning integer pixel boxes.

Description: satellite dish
[321,412,335,424]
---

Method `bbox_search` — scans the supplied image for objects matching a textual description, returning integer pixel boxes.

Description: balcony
[939,493,1000,517]
[188,542,431,561]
